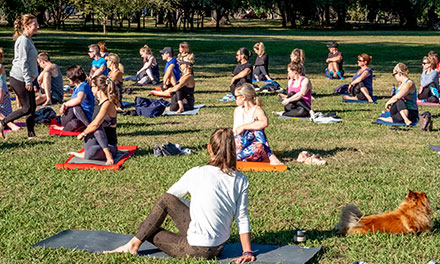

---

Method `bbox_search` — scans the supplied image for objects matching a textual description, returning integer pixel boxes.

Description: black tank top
[92,100,117,146]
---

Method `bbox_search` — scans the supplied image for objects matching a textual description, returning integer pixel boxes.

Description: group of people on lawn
[1,13,439,263]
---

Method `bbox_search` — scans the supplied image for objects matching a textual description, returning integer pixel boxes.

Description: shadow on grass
[117,121,182,128]
[0,140,54,149]
[118,129,201,137]
[279,147,359,159]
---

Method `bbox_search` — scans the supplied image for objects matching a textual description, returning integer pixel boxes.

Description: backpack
[334,84,349,95]
[34,107,57,124]
[419,111,433,131]
[135,97,170,118]
[153,142,182,157]
[261,81,282,93]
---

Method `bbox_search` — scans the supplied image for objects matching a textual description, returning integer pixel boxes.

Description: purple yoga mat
[4,122,26,133]
[417,102,440,106]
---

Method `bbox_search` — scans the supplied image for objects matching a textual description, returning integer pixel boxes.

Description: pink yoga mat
[4,122,26,133]
[417,102,440,106]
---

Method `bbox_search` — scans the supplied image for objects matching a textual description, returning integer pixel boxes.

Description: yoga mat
[69,150,129,165]
[121,101,135,109]
[374,111,418,127]
[56,145,137,170]
[278,115,310,121]
[10,97,16,101]
[33,229,321,264]
[429,145,440,153]
[162,104,205,116]
[4,122,25,133]
[342,95,377,103]
[417,101,440,106]
[237,161,288,172]
[48,128,81,137]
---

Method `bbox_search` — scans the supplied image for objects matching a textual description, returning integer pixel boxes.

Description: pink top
[287,76,311,108]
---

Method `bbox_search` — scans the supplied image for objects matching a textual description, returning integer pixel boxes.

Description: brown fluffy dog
[336,190,433,235]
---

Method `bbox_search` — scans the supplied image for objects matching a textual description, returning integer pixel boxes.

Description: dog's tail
[335,204,363,235]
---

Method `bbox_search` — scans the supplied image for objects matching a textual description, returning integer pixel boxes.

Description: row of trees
[1,0,439,32]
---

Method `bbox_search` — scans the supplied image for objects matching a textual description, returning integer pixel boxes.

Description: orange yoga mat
[236,161,288,172]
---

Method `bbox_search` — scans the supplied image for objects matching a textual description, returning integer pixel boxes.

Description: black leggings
[390,99,419,123]
[351,82,368,101]
[282,92,311,117]
[61,105,90,132]
[135,193,225,259]
[253,66,269,81]
[170,90,194,112]
[418,83,439,103]
[1,77,36,137]
[83,126,117,160]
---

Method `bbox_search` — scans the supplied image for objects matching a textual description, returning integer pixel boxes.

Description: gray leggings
[135,193,225,259]
[83,126,117,160]
[253,66,269,81]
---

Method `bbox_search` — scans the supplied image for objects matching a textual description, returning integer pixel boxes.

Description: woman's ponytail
[105,78,121,107]
[13,18,22,41]
[208,128,236,175]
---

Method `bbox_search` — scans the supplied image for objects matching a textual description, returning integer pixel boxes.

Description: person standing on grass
[160,47,180,90]
[105,128,255,264]
[343,53,374,103]
[325,41,344,80]
[379,63,419,126]
[35,52,64,106]
[0,14,39,139]
[88,44,108,79]
[233,83,283,165]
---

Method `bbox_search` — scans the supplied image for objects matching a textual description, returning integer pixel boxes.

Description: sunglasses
[392,72,398,76]
[234,94,243,99]
[235,54,241,57]
[422,62,429,64]
[88,51,94,53]
[358,60,364,62]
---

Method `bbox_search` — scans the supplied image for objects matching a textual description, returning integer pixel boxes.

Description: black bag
[419,111,433,131]
[135,97,170,118]
[34,107,57,124]
[334,84,349,95]
[153,142,182,157]
[261,81,281,92]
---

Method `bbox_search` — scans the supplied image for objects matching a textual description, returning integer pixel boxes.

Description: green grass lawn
[0,27,440,263]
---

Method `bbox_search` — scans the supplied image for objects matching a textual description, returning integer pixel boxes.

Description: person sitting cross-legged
[35,52,64,106]
[343,53,374,102]
[325,41,344,80]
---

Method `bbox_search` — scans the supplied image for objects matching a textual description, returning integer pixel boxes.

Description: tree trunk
[325,4,330,26]
[143,14,146,28]
[103,16,107,34]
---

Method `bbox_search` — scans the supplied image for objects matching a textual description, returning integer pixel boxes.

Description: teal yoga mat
[33,229,321,264]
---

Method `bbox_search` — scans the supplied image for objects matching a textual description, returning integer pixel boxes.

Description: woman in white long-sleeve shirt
[0,14,39,139]
[105,128,255,263]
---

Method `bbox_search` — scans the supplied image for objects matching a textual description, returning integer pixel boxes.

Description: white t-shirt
[167,165,250,247]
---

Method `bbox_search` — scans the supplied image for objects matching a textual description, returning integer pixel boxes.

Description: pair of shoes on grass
[296,151,326,166]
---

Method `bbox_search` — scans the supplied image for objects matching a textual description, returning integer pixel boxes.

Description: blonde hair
[394,63,409,77]
[253,42,265,56]
[423,56,436,70]
[207,128,236,175]
[91,75,121,107]
[97,41,108,52]
[179,42,190,54]
[235,83,262,106]
[108,53,124,73]
[140,45,152,63]
[180,53,195,75]
[13,14,36,41]
[290,48,305,64]
[0,48,4,63]
[37,52,50,62]
[358,53,372,65]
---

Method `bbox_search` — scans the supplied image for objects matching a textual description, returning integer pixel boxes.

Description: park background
[1,2,440,263]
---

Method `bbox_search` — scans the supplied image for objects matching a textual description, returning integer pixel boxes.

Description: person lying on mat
[342,53,374,102]
[51,65,94,132]
[252,42,271,82]
[69,75,119,165]
[104,128,255,263]
[35,52,64,106]
[164,54,195,113]
[418,56,439,103]
[234,83,283,165]
[230,48,253,96]
[279,62,313,118]
[379,63,419,125]
[160,47,180,90]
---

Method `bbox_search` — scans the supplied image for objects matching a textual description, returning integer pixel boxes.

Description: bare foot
[0,122,5,139]
[269,155,284,165]
[103,237,141,255]
[68,152,85,159]
[7,123,21,131]
[49,124,63,130]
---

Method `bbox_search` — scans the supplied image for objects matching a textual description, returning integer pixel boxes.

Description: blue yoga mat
[342,95,377,103]
[121,101,135,109]
[33,229,321,264]
[374,111,418,126]
[162,104,205,116]
[429,145,440,153]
